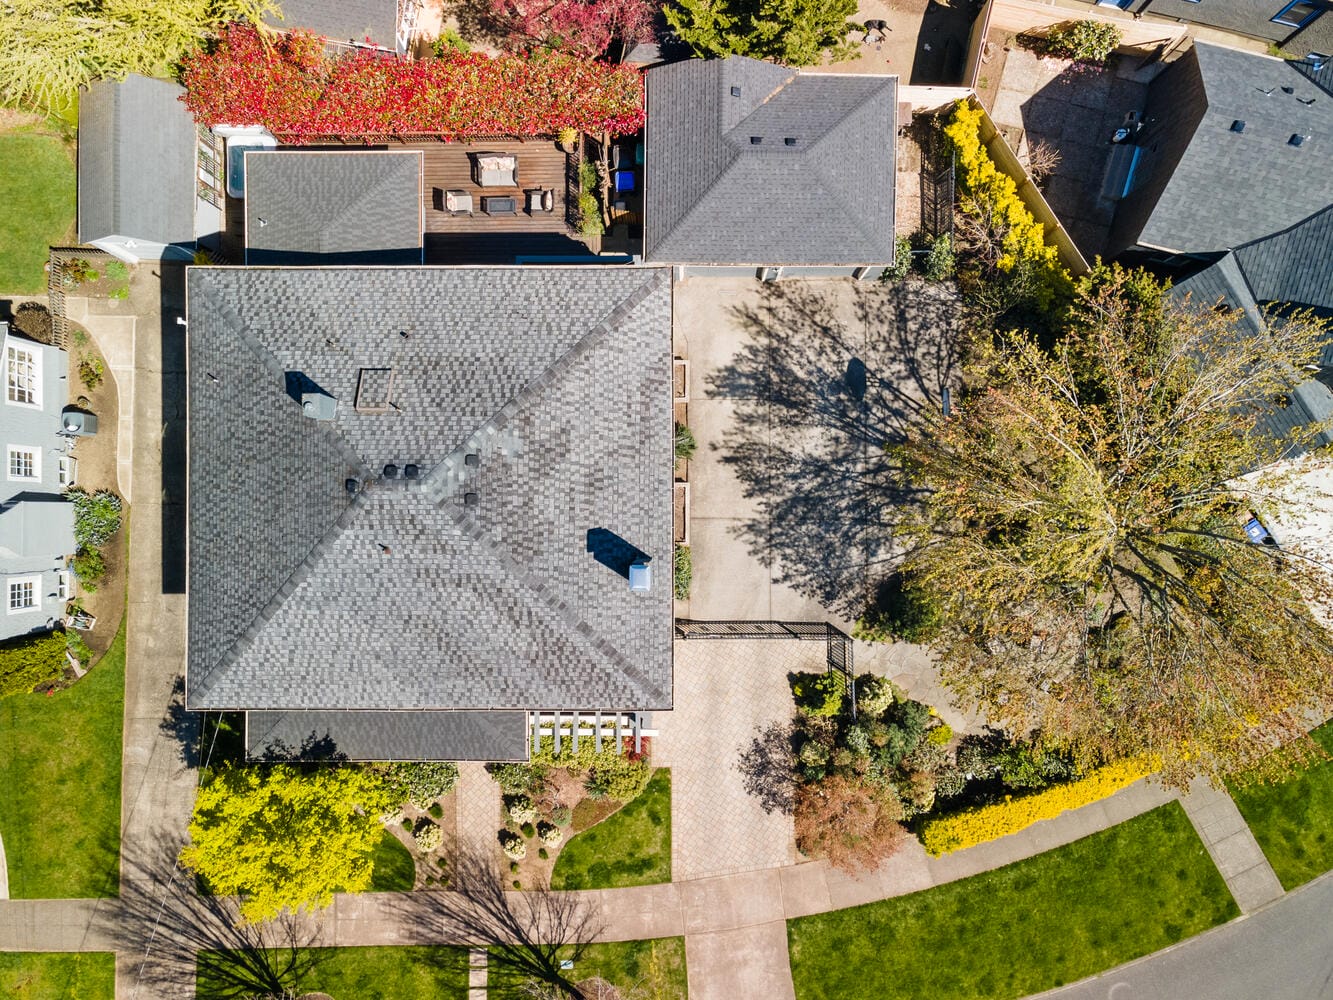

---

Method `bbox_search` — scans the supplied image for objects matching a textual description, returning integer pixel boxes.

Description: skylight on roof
[354,367,395,413]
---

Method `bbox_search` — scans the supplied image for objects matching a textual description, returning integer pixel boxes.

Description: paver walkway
[654,640,799,882]
[1178,776,1284,914]
[454,762,502,862]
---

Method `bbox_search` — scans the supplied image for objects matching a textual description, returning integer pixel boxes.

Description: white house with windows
[1,323,75,641]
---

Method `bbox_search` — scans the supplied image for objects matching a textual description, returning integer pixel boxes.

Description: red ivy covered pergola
[179,25,645,141]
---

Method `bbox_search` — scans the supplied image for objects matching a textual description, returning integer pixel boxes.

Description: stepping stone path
[468,947,487,1000]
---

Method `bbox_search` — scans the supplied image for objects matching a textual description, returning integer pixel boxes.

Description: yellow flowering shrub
[942,101,1072,307]
[918,756,1156,857]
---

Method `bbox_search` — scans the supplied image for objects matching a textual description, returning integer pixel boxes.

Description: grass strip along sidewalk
[1229,719,1333,890]
[789,802,1237,1000]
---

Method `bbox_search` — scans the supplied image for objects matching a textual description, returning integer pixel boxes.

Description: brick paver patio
[654,639,811,881]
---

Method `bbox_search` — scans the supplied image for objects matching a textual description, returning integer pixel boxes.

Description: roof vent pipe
[383,464,399,479]
[750,136,762,144]
[404,464,420,480]
[345,478,359,495]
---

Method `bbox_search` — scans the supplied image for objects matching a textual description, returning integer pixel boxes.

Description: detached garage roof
[244,151,424,265]
[77,75,196,247]
[644,57,897,266]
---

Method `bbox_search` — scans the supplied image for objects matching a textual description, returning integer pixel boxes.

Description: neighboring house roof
[245,151,423,266]
[1115,43,1333,255]
[247,710,530,761]
[186,266,673,730]
[1170,206,1333,455]
[643,57,897,266]
[0,494,75,560]
[77,75,196,247]
[264,0,398,49]
[1138,0,1329,46]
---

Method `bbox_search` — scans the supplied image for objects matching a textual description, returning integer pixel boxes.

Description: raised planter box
[673,358,689,403]
[674,481,690,546]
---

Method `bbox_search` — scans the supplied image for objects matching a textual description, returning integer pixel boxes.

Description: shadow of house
[707,280,965,615]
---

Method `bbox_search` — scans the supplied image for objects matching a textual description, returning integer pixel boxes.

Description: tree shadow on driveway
[707,278,966,617]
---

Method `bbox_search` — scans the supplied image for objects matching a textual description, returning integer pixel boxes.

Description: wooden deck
[412,140,574,237]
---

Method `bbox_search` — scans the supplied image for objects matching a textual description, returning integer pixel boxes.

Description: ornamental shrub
[487,762,544,795]
[412,818,443,851]
[181,25,646,141]
[673,544,692,600]
[923,233,955,281]
[520,821,536,838]
[1044,19,1122,63]
[674,422,697,461]
[549,804,572,828]
[384,761,459,807]
[918,756,1156,856]
[12,302,53,345]
[69,489,122,549]
[65,629,92,668]
[790,671,844,716]
[506,794,538,825]
[0,630,68,698]
[71,546,107,590]
[538,821,563,846]
[499,830,527,860]
[880,235,914,282]
[856,574,943,646]
[943,101,1072,310]
[853,674,896,716]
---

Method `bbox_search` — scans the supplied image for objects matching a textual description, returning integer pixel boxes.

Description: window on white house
[5,344,40,407]
[58,456,77,487]
[7,445,39,481]
[56,571,70,600]
[7,576,38,613]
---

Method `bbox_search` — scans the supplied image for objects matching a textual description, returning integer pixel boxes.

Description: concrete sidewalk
[1178,777,1284,914]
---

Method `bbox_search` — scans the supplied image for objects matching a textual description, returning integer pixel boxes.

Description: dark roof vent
[1289,133,1308,146]
[1230,119,1246,133]
[730,85,741,97]
[1282,85,1295,94]
[404,463,420,480]
[784,137,798,146]
[383,464,398,479]
[464,491,479,506]
[345,478,359,495]
[750,135,762,145]
[464,453,480,467]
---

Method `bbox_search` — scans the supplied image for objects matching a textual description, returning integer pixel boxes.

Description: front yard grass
[0,951,114,999]
[196,945,468,999]
[367,827,415,891]
[788,802,1237,1000]
[550,767,671,889]
[0,618,124,897]
[489,937,687,998]
[1228,719,1333,889]
[0,124,76,292]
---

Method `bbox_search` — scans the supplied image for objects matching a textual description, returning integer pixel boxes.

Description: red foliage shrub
[623,735,651,762]
[180,24,645,141]
[489,0,656,60]
[793,774,907,873]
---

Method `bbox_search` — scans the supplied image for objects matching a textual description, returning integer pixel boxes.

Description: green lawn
[490,938,687,998]
[788,803,1237,1000]
[0,952,115,1000]
[551,768,671,890]
[0,619,124,897]
[196,946,468,999]
[1229,719,1333,889]
[0,128,75,292]
[367,827,415,891]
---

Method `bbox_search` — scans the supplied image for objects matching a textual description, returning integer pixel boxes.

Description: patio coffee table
[482,195,518,215]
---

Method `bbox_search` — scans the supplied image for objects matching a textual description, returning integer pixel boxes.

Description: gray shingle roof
[265,0,398,48]
[77,75,196,247]
[1234,204,1333,315]
[1170,252,1265,337]
[186,266,673,715]
[644,57,897,266]
[245,151,423,266]
[1132,43,1333,253]
[1140,0,1294,44]
[246,710,529,761]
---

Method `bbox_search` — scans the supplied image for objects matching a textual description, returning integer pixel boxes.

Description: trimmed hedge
[0,630,68,699]
[918,756,1155,856]
[532,733,651,802]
